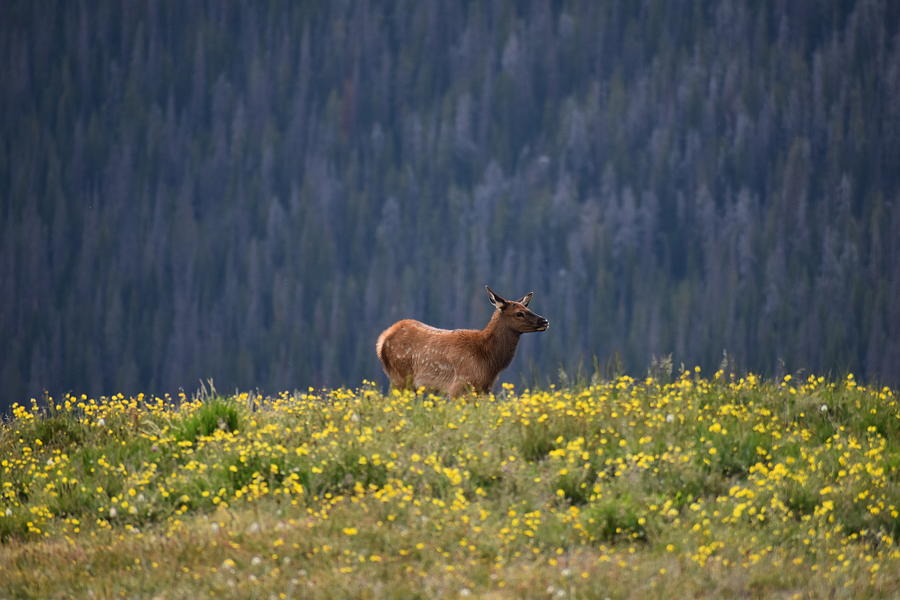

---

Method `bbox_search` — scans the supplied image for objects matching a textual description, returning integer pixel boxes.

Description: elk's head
[486,286,550,333]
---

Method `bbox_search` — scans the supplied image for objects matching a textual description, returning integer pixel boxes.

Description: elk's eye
[516,311,525,318]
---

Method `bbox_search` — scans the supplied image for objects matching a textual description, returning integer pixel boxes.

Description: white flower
[97,417,106,427]
[819,404,828,412]
[109,507,118,518]
[251,556,263,566]
[666,413,675,423]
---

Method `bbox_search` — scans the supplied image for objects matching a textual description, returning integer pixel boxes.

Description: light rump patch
[375,286,549,397]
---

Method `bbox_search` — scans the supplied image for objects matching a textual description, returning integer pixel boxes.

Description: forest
[2,0,899,410]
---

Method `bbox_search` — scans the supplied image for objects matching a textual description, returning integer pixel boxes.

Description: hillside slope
[2,374,898,597]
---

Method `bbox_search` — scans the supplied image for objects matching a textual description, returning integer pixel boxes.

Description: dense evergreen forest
[2,0,899,409]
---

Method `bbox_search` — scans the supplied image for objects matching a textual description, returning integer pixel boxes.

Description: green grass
[1,374,899,598]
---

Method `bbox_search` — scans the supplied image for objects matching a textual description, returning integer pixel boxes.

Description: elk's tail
[375,330,391,373]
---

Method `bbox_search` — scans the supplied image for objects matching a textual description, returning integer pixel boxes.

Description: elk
[375,286,549,397]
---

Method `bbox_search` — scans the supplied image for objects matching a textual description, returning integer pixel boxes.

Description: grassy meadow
[1,371,899,598]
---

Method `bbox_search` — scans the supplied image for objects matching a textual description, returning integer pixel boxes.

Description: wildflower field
[1,372,899,598]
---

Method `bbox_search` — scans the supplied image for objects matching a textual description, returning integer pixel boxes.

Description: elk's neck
[481,312,521,373]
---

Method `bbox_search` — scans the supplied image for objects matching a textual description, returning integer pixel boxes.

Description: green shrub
[172,399,241,442]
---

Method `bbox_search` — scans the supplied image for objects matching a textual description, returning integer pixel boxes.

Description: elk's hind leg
[447,380,475,399]
[388,373,414,392]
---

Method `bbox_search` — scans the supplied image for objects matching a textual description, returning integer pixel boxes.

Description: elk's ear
[519,292,534,306]
[485,286,507,309]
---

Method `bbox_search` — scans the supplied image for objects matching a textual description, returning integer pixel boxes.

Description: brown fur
[375,287,549,397]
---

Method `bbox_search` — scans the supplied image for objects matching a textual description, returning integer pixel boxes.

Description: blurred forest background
[2,0,900,410]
